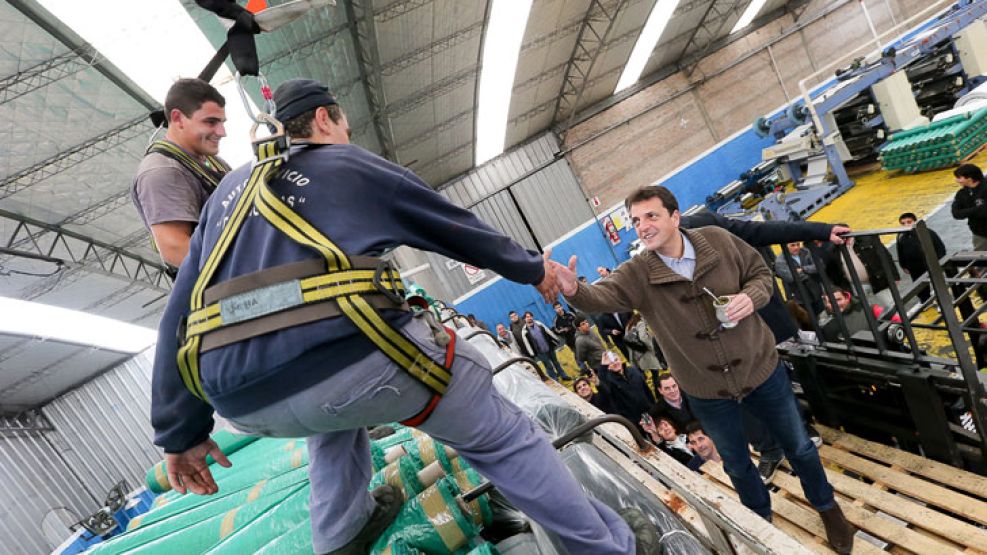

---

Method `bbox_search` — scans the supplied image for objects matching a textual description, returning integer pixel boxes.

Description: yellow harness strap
[176,133,452,402]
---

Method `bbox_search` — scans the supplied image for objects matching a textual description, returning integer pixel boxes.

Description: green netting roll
[369,451,426,497]
[372,441,388,472]
[145,430,262,493]
[377,539,425,555]
[373,426,427,450]
[253,518,313,554]
[127,465,309,532]
[88,484,303,554]
[371,478,477,555]
[149,439,308,512]
[202,483,310,554]
[444,469,492,528]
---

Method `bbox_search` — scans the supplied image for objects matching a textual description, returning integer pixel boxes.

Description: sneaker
[618,507,660,555]
[325,485,403,555]
[757,458,782,483]
[807,424,823,447]
[819,504,856,555]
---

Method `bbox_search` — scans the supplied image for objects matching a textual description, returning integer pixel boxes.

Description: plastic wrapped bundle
[368,450,427,498]
[87,484,305,554]
[145,430,260,493]
[370,476,479,554]
[555,443,709,555]
[376,539,424,555]
[203,480,311,554]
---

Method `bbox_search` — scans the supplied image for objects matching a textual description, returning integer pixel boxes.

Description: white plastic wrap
[458,326,709,554]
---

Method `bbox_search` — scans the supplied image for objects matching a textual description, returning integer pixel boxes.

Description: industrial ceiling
[0,0,792,410]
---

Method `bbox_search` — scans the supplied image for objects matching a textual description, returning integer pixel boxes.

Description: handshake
[534,248,580,303]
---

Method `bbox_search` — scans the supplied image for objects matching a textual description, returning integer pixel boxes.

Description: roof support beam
[381,22,484,77]
[0,410,52,435]
[0,47,98,106]
[345,0,397,161]
[0,209,170,294]
[553,0,630,130]
[0,116,150,200]
[386,67,478,119]
[259,21,350,73]
[677,0,750,77]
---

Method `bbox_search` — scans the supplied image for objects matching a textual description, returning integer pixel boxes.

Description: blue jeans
[228,317,632,554]
[685,362,835,519]
[535,349,570,381]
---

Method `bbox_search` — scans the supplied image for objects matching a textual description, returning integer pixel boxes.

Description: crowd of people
[133,70,987,554]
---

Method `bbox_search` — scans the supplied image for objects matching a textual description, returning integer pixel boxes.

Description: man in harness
[150,78,652,554]
[132,78,230,276]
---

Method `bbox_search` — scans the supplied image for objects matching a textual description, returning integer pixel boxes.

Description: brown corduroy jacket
[566,226,778,400]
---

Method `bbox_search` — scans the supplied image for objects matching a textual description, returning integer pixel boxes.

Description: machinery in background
[717,3,987,222]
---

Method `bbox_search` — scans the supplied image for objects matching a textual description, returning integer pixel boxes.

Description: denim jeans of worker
[685,362,835,519]
[535,349,569,381]
[741,407,783,462]
[227,316,634,554]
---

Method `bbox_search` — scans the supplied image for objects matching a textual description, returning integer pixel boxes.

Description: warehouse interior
[5,0,987,553]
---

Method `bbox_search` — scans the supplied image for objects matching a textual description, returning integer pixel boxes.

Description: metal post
[916,220,987,453]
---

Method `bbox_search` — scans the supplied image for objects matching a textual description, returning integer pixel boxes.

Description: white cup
[713,296,737,329]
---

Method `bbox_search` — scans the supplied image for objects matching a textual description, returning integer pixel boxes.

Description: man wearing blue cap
[150,78,653,554]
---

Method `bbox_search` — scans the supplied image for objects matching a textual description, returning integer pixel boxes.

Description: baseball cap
[273,78,338,122]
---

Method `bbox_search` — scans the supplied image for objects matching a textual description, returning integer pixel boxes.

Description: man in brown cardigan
[553,185,855,555]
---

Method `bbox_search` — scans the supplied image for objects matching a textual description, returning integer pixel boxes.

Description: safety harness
[146,140,231,193]
[176,114,453,425]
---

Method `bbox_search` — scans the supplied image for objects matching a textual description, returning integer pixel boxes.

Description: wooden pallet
[962,141,987,163]
[701,424,987,554]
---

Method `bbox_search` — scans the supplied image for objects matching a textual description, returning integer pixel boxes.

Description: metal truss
[553,0,630,129]
[0,46,99,107]
[0,409,52,434]
[676,0,750,77]
[61,191,131,227]
[0,209,171,294]
[381,22,484,77]
[0,116,150,200]
[375,0,434,23]
[259,21,350,74]
[415,142,472,181]
[519,64,624,128]
[386,67,478,119]
[346,0,396,161]
[394,109,472,151]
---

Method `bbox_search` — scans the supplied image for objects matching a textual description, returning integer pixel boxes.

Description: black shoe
[618,507,660,555]
[819,504,856,555]
[326,485,403,555]
[757,458,782,483]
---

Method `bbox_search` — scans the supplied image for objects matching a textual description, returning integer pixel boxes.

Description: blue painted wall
[660,129,776,210]
[456,220,637,331]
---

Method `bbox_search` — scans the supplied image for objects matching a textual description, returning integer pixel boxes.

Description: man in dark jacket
[952,163,987,251]
[519,311,573,382]
[896,212,946,302]
[596,311,633,359]
[596,352,655,431]
[574,316,607,374]
[552,302,579,351]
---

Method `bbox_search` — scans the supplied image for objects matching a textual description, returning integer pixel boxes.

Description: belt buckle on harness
[373,260,405,305]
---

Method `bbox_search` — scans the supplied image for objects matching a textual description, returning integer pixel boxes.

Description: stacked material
[880,108,987,172]
[84,321,710,554]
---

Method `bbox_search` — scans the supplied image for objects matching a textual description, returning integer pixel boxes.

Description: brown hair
[624,185,679,214]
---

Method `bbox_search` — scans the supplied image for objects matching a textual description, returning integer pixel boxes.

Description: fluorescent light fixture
[475,0,534,164]
[0,297,156,353]
[615,0,681,93]
[37,0,255,167]
[730,0,769,33]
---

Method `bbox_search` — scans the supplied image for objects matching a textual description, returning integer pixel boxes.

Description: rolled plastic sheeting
[933,98,987,122]
[203,478,311,555]
[955,81,987,108]
[88,484,305,554]
[146,430,261,493]
[370,476,479,554]
[369,450,427,498]
[456,327,709,555]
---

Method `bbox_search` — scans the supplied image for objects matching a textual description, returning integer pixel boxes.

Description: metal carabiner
[235,71,277,123]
